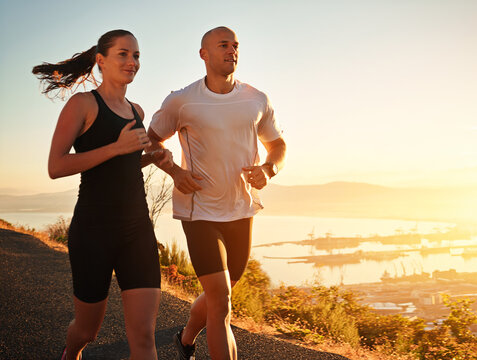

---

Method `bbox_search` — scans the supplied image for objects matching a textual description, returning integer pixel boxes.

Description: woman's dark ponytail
[32,29,135,98]
[32,45,97,97]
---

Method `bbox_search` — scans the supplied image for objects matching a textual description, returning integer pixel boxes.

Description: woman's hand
[115,120,151,155]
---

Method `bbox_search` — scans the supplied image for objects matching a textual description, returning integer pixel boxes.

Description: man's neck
[204,74,235,94]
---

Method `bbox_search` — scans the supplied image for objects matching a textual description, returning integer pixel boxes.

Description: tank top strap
[91,89,140,122]
[91,89,104,106]
[126,98,141,122]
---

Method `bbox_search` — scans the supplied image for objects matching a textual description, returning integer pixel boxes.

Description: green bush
[267,285,360,346]
[231,259,271,321]
[44,216,70,245]
[358,312,424,353]
[412,326,476,360]
[442,294,477,344]
[159,239,195,276]
[159,239,202,295]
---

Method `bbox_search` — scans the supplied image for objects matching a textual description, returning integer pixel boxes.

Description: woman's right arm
[48,93,150,179]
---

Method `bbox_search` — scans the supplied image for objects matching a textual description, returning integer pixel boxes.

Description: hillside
[1,182,476,224]
[259,182,477,223]
[0,189,77,213]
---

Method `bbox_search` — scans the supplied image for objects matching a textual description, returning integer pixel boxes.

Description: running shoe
[59,347,83,360]
[173,328,196,360]
[59,347,67,360]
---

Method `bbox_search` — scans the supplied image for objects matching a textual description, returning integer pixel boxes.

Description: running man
[148,26,286,360]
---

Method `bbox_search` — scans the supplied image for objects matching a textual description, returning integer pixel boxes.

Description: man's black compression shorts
[181,217,252,281]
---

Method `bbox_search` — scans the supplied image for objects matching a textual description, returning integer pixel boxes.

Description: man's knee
[206,291,232,318]
[129,322,155,348]
[190,300,205,319]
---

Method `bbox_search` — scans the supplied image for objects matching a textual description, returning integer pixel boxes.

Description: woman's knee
[71,321,100,344]
[81,330,99,344]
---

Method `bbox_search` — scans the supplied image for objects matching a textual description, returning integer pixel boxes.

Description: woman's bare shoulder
[130,101,145,120]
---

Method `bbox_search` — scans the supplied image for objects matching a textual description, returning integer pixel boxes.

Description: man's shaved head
[201,26,236,48]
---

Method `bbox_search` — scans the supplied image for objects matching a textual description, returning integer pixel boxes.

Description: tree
[143,165,173,228]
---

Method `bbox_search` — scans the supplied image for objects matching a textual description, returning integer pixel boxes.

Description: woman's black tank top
[73,90,148,218]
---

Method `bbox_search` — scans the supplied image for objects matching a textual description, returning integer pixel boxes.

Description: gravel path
[0,228,350,360]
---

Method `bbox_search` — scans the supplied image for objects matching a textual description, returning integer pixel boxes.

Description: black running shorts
[68,212,161,303]
[181,217,252,281]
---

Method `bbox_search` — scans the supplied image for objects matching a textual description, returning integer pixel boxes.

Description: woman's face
[97,35,140,84]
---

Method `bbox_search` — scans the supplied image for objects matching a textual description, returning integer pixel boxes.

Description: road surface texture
[0,228,350,360]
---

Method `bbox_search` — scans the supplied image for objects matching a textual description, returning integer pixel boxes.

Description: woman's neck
[96,81,128,103]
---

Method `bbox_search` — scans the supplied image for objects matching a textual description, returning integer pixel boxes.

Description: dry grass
[0,218,68,253]
[160,275,196,303]
[303,340,415,360]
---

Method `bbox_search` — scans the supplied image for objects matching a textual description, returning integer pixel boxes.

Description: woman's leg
[122,288,161,360]
[65,296,108,360]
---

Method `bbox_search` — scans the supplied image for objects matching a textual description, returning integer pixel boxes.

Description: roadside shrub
[267,285,360,346]
[442,294,477,344]
[159,240,202,296]
[412,326,476,360]
[44,216,70,245]
[358,312,424,353]
[232,259,271,321]
[159,239,195,276]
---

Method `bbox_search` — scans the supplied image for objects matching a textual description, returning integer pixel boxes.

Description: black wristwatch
[262,162,278,178]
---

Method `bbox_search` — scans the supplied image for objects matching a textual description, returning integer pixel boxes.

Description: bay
[1,211,475,287]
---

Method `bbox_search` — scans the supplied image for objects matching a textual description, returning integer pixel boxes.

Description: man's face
[201,29,239,76]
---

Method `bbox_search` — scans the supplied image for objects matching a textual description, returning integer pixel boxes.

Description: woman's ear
[96,53,104,72]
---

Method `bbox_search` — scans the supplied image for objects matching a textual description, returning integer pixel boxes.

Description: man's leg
[179,219,252,359]
[199,270,237,360]
[179,220,225,348]
[181,280,238,347]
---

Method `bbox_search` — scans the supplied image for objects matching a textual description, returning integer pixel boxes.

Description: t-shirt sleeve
[149,92,180,140]
[257,95,283,142]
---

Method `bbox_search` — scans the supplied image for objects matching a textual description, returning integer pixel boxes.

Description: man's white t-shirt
[150,77,282,221]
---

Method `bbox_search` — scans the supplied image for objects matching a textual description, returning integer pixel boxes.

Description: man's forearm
[264,139,287,171]
[160,162,181,177]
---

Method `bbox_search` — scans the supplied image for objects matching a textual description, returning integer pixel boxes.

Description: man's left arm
[242,136,286,190]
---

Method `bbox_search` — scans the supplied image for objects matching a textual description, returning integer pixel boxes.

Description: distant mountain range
[259,182,477,224]
[0,189,78,213]
[1,182,476,224]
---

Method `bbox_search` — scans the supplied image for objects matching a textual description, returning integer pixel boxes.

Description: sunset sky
[0,0,476,194]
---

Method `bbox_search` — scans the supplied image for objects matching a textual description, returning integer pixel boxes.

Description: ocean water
[2,211,475,287]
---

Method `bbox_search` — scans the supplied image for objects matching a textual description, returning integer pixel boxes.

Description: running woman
[33,29,172,360]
